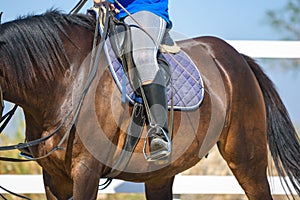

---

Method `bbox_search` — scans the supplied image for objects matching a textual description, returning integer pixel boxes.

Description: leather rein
[0,2,109,162]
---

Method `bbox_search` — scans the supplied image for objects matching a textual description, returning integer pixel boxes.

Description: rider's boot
[142,79,171,162]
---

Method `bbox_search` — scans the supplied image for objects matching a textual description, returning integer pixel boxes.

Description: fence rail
[0,175,297,195]
[227,40,300,58]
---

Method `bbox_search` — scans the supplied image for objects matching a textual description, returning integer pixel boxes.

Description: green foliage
[265,0,300,70]
[266,0,300,40]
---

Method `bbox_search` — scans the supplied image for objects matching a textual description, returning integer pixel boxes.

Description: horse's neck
[0,66,25,105]
[0,16,97,141]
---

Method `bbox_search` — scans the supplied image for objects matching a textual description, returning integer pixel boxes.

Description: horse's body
[0,11,299,200]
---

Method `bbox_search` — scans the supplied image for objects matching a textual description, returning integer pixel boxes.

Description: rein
[69,0,88,14]
[0,105,18,134]
[0,4,110,162]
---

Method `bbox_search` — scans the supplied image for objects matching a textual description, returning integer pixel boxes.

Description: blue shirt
[109,0,172,28]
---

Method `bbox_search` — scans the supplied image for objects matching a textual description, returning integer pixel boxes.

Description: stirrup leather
[143,125,172,162]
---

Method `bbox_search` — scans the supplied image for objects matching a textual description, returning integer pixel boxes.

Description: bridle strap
[0,12,3,24]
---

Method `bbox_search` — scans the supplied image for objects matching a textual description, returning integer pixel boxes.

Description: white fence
[0,175,297,195]
[1,40,300,197]
[227,40,300,58]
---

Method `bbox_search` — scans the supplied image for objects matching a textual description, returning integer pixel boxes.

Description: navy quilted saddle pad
[104,41,204,111]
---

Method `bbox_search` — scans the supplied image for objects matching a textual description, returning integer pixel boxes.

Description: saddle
[107,18,204,110]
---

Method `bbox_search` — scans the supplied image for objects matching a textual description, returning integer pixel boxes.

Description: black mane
[0,10,95,90]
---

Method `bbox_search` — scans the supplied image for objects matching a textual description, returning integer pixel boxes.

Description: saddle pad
[104,41,204,111]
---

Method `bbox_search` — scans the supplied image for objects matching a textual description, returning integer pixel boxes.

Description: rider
[94,0,172,161]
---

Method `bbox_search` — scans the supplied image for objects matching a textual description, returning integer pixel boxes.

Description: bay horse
[0,10,299,200]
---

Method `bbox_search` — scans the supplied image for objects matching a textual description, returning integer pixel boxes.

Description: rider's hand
[94,0,116,11]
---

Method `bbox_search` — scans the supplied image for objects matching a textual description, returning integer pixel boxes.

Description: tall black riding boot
[142,83,171,161]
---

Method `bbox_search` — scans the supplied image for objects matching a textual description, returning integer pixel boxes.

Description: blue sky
[1,1,300,128]
[1,0,287,40]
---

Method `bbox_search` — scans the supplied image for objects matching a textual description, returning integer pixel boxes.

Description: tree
[265,0,300,70]
[266,0,300,40]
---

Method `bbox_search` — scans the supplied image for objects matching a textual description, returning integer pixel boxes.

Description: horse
[0,10,299,200]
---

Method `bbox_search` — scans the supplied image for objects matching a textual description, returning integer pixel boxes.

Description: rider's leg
[124,11,170,160]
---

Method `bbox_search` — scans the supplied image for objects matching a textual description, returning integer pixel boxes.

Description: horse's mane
[0,10,95,90]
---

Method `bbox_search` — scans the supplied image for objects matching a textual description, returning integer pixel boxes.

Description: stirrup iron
[143,126,172,162]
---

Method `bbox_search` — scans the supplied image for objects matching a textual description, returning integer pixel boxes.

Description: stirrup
[143,126,172,162]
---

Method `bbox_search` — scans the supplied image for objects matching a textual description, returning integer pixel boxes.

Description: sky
[0,0,287,40]
[1,0,300,129]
